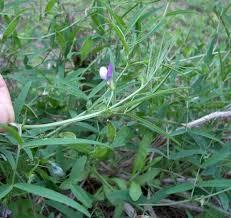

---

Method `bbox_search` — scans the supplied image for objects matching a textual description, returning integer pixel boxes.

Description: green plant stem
[22,82,145,130]
[11,145,21,185]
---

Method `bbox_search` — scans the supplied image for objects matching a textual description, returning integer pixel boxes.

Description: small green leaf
[129,182,142,201]
[132,131,153,174]
[45,0,57,14]
[107,123,116,142]
[135,168,160,185]
[204,35,217,64]
[170,149,206,160]
[112,127,131,148]
[14,81,32,122]
[80,37,93,61]
[202,145,230,168]
[3,15,20,39]
[23,138,109,148]
[14,183,90,217]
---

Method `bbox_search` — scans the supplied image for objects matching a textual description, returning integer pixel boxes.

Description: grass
[0,0,231,217]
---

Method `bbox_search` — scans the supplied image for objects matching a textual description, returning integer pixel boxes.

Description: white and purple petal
[99,66,108,80]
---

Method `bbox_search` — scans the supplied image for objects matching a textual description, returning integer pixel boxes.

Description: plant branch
[185,111,231,128]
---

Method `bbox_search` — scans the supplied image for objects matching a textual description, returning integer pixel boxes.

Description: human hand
[0,75,15,125]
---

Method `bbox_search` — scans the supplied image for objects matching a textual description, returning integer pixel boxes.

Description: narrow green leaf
[132,131,153,174]
[14,183,90,217]
[0,148,16,169]
[80,37,93,61]
[170,149,206,160]
[71,184,93,208]
[14,81,32,121]
[88,81,105,99]
[107,18,128,53]
[204,35,217,64]
[0,0,4,11]
[166,9,196,16]
[46,200,83,218]
[23,138,109,148]
[0,185,13,199]
[3,15,20,39]
[200,179,231,188]
[129,115,180,145]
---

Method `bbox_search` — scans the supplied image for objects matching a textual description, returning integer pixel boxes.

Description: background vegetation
[0,0,231,217]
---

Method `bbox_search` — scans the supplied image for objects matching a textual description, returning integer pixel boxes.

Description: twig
[185,111,231,128]
[161,177,195,185]
[124,203,137,218]
[160,199,204,213]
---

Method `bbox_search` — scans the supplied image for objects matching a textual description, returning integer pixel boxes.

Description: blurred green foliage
[0,0,231,217]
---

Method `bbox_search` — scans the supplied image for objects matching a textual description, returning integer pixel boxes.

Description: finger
[0,75,15,123]
[0,74,12,105]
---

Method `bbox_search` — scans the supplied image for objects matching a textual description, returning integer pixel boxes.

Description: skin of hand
[0,75,15,126]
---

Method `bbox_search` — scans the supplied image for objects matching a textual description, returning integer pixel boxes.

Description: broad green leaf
[3,15,20,39]
[14,183,90,217]
[129,182,142,201]
[14,81,32,122]
[0,185,13,199]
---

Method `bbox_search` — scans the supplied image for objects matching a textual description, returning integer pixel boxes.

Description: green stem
[11,145,21,185]
[21,81,144,130]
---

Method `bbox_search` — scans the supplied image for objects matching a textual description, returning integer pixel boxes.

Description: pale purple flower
[99,63,113,81]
